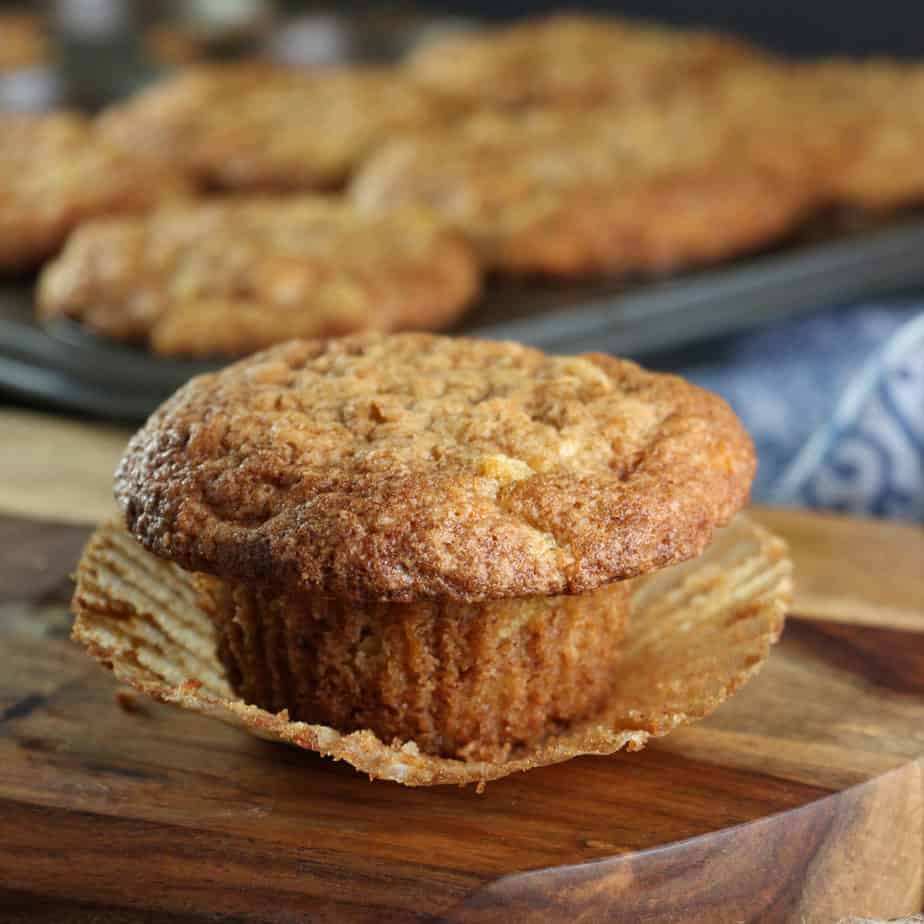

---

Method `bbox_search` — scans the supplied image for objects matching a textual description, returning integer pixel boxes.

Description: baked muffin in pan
[406,13,764,109]
[97,63,458,193]
[38,199,480,357]
[0,111,192,272]
[351,97,820,276]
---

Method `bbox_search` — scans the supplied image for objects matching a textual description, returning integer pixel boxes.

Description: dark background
[4,1,922,60]
[331,1,924,57]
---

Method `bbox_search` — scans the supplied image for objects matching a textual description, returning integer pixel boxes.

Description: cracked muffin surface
[38,198,479,356]
[710,58,924,210]
[97,62,457,192]
[350,98,818,275]
[116,333,755,601]
[405,13,762,108]
[0,111,192,272]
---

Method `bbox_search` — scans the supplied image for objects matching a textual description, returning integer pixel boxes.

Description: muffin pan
[4,212,924,420]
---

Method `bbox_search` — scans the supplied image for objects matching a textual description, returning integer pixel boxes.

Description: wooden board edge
[438,760,924,923]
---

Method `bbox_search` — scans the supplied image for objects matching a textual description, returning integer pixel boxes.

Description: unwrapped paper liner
[71,514,791,786]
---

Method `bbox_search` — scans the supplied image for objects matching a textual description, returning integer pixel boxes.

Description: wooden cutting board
[0,509,922,924]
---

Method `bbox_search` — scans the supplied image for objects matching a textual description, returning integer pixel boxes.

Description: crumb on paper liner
[71,514,791,787]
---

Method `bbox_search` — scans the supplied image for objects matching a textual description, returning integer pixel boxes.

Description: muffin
[811,60,924,209]
[351,98,819,276]
[705,58,924,211]
[0,111,192,273]
[405,13,764,109]
[37,198,480,357]
[72,333,791,784]
[97,63,458,193]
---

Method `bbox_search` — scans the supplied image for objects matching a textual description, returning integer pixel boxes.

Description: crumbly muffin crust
[38,198,479,356]
[116,333,755,601]
[816,60,924,208]
[406,13,762,108]
[97,63,457,192]
[350,99,818,275]
[0,112,192,272]
[203,576,631,761]
[709,58,924,210]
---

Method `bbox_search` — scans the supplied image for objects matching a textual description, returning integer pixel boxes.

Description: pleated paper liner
[71,514,791,786]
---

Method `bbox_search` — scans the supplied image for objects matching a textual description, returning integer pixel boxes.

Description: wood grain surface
[0,408,128,524]
[0,509,922,923]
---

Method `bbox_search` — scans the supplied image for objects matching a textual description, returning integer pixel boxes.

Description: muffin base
[201,579,631,762]
[71,514,790,786]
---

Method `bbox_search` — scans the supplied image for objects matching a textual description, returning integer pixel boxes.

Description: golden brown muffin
[115,333,756,602]
[0,111,193,272]
[784,60,924,209]
[202,575,631,762]
[72,334,781,781]
[405,13,765,108]
[37,198,480,356]
[718,58,924,211]
[97,62,458,192]
[351,98,820,275]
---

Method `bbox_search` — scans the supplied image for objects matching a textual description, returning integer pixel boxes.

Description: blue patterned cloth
[660,299,924,522]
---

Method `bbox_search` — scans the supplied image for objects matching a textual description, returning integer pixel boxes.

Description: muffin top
[38,197,479,357]
[0,111,191,272]
[350,95,818,275]
[116,333,755,602]
[406,13,761,109]
[98,63,456,192]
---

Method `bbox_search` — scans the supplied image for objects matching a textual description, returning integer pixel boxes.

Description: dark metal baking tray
[3,213,924,421]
